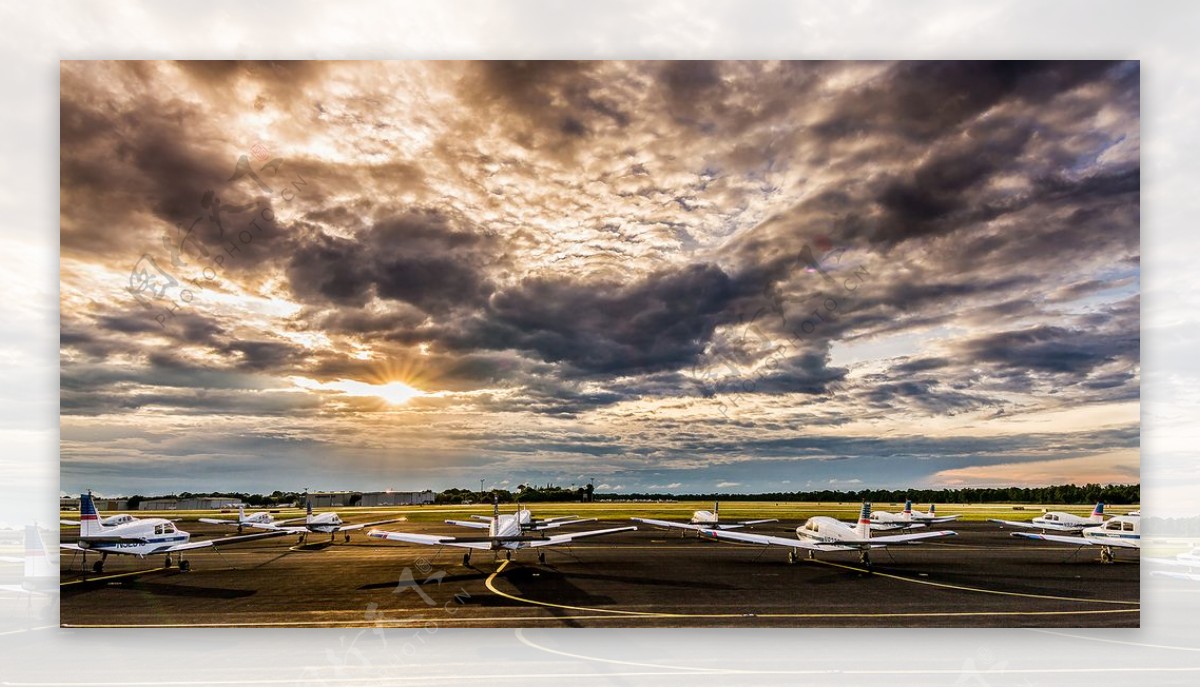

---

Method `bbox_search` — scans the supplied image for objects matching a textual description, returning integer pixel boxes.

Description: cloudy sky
[59,60,1139,496]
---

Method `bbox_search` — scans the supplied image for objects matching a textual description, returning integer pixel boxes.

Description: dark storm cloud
[286,209,497,313]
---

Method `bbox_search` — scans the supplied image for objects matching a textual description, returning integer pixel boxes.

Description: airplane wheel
[505,550,512,561]
[344,533,351,543]
[92,561,104,574]
[179,559,190,572]
[463,553,471,566]
[538,551,546,564]
[164,555,173,569]
[787,551,798,565]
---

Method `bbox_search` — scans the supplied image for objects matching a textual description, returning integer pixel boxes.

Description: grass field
[61,500,1140,526]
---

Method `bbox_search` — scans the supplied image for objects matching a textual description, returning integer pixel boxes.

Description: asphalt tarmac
[58,521,1139,628]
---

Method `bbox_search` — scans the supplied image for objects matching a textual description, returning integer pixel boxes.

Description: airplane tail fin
[930,504,936,515]
[79,492,106,538]
[857,502,872,540]
[1091,502,1105,521]
[493,492,500,520]
[238,504,246,522]
[24,525,52,578]
[306,495,313,523]
[714,500,720,520]
[903,499,912,516]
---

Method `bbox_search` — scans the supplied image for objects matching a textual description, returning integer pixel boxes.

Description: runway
[59,521,1139,628]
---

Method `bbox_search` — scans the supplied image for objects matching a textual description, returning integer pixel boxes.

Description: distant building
[140,497,244,510]
[360,490,435,507]
[93,498,129,511]
[309,491,359,508]
[59,496,80,511]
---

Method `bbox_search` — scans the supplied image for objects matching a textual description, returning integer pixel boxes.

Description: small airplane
[62,512,140,528]
[60,492,291,573]
[699,502,956,568]
[989,502,1106,533]
[451,509,596,532]
[1011,512,1140,563]
[1148,547,1200,581]
[632,501,779,534]
[369,496,636,566]
[858,500,942,530]
[904,503,960,524]
[199,505,282,533]
[0,525,56,595]
[242,497,405,543]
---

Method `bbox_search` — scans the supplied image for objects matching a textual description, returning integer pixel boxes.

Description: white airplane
[199,505,282,533]
[452,508,596,532]
[1011,512,1140,563]
[989,502,1106,533]
[904,503,960,524]
[243,497,405,543]
[632,501,779,534]
[858,500,936,530]
[0,525,56,595]
[699,502,957,568]
[369,498,636,566]
[62,512,139,527]
[1149,547,1200,581]
[60,492,291,573]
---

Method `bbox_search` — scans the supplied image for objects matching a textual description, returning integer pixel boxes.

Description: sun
[369,381,424,405]
[290,377,426,406]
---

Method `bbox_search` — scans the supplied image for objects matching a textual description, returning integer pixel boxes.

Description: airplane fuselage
[77,518,191,556]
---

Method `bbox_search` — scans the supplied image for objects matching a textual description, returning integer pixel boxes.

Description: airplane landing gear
[787,551,798,565]
[92,560,104,574]
[505,550,512,561]
[538,551,546,564]
[1101,546,1115,564]
[179,559,190,572]
[463,552,471,566]
[859,551,873,569]
[344,533,351,543]
[164,555,173,569]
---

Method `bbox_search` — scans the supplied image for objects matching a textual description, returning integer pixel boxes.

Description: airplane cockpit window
[1123,521,1134,531]
[154,524,163,535]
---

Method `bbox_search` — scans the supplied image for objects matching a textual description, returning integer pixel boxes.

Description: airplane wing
[59,543,87,552]
[1153,571,1200,581]
[701,528,872,552]
[336,518,406,533]
[367,529,495,550]
[531,518,597,530]
[737,518,780,526]
[445,519,491,529]
[524,526,637,547]
[197,518,237,525]
[632,517,704,532]
[918,516,960,523]
[866,530,957,544]
[988,518,1085,532]
[161,529,293,553]
[631,518,758,532]
[1012,532,1140,549]
[470,515,494,522]
[60,519,80,526]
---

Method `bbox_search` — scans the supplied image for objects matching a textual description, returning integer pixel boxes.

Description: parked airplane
[700,502,956,568]
[0,525,55,595]
[1011,513,1140,563]
[244,497,405,543]
[988,502,1106,533]
[452,508,596,532]
[60,492,291,573]
[199,505,282,533]
[905,503,961,524]
[632,501,778,533]
[1149,547,1200,581]
[369,497,636,565]
[62,512,139,528]
[859,500,935,530]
